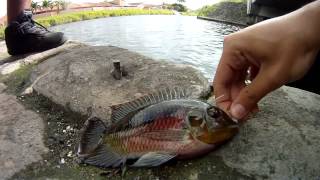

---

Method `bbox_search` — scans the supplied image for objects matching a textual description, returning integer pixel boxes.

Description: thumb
[230,67,283,120]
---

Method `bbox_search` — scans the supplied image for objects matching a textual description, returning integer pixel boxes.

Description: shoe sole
[8,36,68,56]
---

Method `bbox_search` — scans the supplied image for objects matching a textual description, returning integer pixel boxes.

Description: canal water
[51,15,239,79]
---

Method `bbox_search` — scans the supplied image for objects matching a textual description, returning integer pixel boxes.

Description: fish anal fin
[80,144,123,168]
[131,152,176,167]
[78,117,106,155]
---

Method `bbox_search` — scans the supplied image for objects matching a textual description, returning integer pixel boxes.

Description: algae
[1,64,35,94]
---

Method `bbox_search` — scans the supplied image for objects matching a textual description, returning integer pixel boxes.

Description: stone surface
[211,86,320,179]
[0,41,85,75]
[0,93,48,179]
[0,41,9,61]
[0,83,7,93]
[30,46,209,122]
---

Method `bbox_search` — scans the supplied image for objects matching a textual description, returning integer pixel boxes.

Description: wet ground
[1,61,251,180]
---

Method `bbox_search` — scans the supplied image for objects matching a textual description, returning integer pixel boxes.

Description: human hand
[213,2,320,121]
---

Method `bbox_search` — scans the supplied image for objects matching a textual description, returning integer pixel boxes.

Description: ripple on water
[51,15,239,79]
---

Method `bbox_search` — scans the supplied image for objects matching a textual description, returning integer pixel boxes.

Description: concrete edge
[197,16,248,27]
[0,40,85,75]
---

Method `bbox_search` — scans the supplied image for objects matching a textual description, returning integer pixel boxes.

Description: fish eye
[207,107,220,118]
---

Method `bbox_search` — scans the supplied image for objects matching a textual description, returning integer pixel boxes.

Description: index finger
[213,48,249,111]
[213,52,234,111]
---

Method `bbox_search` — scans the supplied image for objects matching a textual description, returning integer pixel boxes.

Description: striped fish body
[105,99,215,160]
[78,88,238,168]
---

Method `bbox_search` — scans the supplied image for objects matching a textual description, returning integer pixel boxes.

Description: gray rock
[0,93,47,179]
[0,83,7,93]
[31,46,209,122]
[0,41,9,61]
[215,86,320,179]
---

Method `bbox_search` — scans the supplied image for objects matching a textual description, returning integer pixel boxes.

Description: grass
[0,9,174,40]
[224,0,246,3]
[181,11,198,16]
[0,26,4,40]
[197,5,218,17]
[2,64,35,94]
[197,0,246,17]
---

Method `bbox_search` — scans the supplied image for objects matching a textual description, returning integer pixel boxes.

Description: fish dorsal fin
[110,87,191,123]
[130,152,176,167]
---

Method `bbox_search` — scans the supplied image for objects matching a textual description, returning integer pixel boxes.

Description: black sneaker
[5,11,67,55]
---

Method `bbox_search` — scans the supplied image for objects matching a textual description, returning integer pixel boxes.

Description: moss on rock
[198,0,247,25]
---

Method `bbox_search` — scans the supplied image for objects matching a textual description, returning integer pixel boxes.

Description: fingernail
[231,104,247,119]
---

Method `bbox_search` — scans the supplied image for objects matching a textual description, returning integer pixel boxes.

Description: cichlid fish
[77,88,238,168]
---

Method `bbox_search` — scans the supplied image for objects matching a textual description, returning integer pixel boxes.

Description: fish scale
[106,116,189,156]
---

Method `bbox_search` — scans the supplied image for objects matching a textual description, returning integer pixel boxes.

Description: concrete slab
[30,46,209,123]
[0,93,48,179]
[0,41,86,75]
[214,86,320,179]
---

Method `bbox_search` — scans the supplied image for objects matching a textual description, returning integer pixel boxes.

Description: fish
[77,87,238,169]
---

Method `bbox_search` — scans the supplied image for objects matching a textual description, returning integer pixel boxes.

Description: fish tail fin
[77,117,106,156]
[77,117,123,168]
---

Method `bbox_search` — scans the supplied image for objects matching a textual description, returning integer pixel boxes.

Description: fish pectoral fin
[130,152,176,167]
[78,117,106,155]
[80,144,123,168]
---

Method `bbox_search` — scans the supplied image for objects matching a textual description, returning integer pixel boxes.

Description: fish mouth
[206,106,239,128]
[217,108,239,127]
[231,117,239,123]
[223,116,238,125]
[226,124,239,129]
[215,114,239,129]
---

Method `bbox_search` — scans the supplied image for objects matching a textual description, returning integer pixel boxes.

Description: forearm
[291,0,320,49]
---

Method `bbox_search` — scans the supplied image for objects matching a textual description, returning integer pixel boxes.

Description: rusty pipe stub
[113,61,121,71]
[111,60,127,80]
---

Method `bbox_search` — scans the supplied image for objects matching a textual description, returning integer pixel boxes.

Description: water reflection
[51,15,239,79]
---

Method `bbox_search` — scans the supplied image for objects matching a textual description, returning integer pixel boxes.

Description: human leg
[7,0,30,23]
[5,0,67,55]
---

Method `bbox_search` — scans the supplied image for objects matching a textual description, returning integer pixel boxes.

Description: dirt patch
[9,92,101,179]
